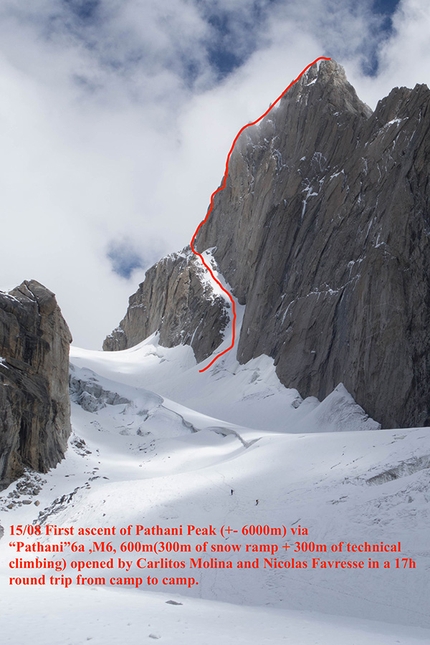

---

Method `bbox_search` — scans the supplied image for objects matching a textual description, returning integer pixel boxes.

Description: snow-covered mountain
[1,331,430,644]
[1,58,430,644]
[105,60,430,430]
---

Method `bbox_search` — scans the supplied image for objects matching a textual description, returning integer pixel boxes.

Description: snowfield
[1,334,430,644]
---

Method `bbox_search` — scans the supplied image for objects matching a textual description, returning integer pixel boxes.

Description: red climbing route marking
[190,56,331,373]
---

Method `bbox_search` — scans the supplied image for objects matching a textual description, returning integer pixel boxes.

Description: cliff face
[103,250,229,362]
[0,280,72,490]
[105,60,430,429]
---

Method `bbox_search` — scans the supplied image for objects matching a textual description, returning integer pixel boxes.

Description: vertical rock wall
[104,60,430,429]
[196,61,430,428]
[0,280,72,490]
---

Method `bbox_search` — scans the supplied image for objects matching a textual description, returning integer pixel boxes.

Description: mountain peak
[317,58,348,82]
[285,58,372,119]
[105,64,430,429]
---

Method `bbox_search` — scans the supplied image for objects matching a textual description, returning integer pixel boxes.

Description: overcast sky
[1,0,429,348]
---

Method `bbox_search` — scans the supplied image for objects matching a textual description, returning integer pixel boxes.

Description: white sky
[0,0,429,348]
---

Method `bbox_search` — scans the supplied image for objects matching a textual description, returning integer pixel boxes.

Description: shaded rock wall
[104,60,430,429]
[0,280,72,490]
[196,61,430,429]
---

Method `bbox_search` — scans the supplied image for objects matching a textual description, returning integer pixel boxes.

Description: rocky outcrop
[105,60,430,429]
[0,280,72,490]
[103,249,229,362]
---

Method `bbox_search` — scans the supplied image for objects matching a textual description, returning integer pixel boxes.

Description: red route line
[190,55,331,373]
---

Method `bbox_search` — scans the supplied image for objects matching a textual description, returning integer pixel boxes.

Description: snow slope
[1,336,430,644]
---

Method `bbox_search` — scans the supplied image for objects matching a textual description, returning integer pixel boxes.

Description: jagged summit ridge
[105,61,430,429]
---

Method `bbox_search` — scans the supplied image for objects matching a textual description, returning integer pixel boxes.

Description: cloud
[107,239,144,279]
[377,0,430,87]
[107,236,164,279]
[0,0,428,348]
[343,0,430,108]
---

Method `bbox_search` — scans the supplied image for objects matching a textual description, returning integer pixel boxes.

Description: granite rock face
[196,60,430,429]
[0,280,72,490]
[105,60,430,429]
[103,250,229,362]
